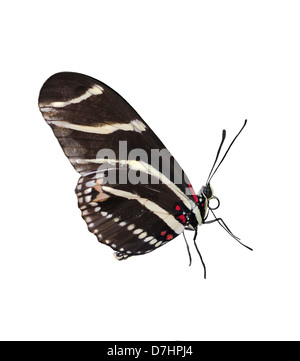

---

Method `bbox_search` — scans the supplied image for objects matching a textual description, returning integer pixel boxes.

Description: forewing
[38,72,195,199]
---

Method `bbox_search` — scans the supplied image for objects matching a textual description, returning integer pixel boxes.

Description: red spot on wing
[161,231,167,236]
[188,183,199,203]
[166,234,173,241]
[175,204,181,211]
[179,214,186,224]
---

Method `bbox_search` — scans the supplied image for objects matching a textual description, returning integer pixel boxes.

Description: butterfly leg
[204,217,252,251]
[204,217,240,240]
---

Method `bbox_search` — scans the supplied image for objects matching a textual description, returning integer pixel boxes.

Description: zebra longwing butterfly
[38,72,251,278]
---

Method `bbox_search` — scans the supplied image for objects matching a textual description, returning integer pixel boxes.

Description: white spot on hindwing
[85,196,92,203]
[138,232,147,239]
[86,180,96,187]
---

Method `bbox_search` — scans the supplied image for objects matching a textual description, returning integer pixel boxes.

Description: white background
[1,0,299,341]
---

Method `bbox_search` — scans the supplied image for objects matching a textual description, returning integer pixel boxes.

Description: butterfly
[38,72,251,278]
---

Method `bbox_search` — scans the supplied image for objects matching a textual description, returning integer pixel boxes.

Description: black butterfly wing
[38,72,192,191]
[38,72,201,258]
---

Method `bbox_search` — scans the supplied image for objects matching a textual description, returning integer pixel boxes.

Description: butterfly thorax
[197,183,214,221]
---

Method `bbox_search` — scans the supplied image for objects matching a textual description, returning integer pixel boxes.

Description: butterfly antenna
[193,228,207,279]
[183,232,192,266]
[207,119,247,184]
[206,129,226,185]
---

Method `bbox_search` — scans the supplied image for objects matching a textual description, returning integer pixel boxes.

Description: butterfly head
[201,183,214,200]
